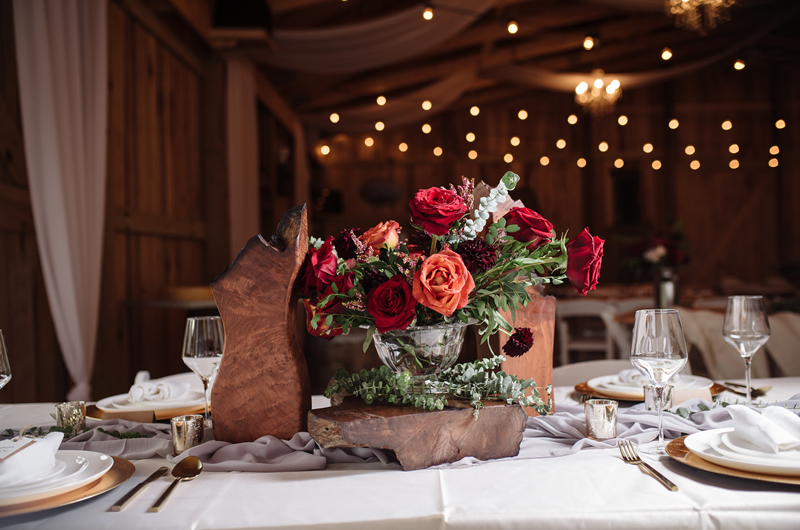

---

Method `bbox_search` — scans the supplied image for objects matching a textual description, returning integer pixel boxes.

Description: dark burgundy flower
[333,227,364,261]
[360,268,386,295]
[503,328,534,357]
[455,239,498,275]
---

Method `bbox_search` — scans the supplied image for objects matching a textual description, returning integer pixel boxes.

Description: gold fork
[618,440,678,491]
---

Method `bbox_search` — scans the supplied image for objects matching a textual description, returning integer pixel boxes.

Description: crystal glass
[722,296,770,403]
[182,316,225,425]
[0,330,11,391]
[630,309,688,455]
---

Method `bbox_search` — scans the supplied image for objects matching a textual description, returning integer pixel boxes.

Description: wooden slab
[210,204,312,442]
[309,398,527,471]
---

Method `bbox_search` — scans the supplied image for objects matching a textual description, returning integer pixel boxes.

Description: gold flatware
[618,440,678,491]
[720,383,771,398]
[148,456,203,512]
[110,466,169,511]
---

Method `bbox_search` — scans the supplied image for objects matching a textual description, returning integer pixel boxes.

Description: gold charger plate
[0,456,136,518]
[666,436,800,486]
[574,381,726,401]
[87,403,205,422]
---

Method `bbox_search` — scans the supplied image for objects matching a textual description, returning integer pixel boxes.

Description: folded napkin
[728,405,800,453]
[127,370,191,403]
[0,431,63,486]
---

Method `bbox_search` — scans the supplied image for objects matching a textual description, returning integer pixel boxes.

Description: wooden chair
[600,297,653,358]
[556,299,614,366]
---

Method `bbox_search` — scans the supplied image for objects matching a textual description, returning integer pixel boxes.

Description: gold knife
[110,466,169,511]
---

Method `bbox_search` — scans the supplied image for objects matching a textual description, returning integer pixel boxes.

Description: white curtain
[13,0,108,400]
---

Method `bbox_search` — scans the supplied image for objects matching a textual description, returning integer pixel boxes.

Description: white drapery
[13,0,108,400]
[262,0,497,73]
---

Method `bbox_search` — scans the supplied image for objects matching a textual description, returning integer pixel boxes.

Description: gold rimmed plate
[666,436,800,486]
[0,457,135,518]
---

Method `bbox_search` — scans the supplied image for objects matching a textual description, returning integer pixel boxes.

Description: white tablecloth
[2,379,800,529]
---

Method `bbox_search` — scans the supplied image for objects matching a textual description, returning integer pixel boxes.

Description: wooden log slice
[309,399,527,471]
[210,204,312,442]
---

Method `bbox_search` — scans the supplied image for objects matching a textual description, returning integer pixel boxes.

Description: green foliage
[324,354,552,418]
[97,427,147,439]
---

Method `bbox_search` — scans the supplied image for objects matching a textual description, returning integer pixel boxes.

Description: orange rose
[359,221,400,251]
[412,249,475,317]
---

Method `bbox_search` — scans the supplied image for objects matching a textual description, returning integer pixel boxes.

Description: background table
[2,378,800,529]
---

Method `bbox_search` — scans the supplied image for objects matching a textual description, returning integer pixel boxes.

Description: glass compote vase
[372,321,471,393]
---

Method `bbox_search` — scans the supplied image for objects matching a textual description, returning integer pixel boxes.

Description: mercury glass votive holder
[584,399,618,440]
[55,401,86,432]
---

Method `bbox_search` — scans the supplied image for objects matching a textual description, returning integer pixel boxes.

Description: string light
[643,143,654,153]
[685,145,695,155]
[556,139,566,149]
[364,137,374,147]
[507,21,518,34]
[540,156,550,166]
[376,96,386,106]
[518,110,528,120]
[577,158,587,168]
[422,123,432,134]
[669,119,680,129]
[721,120,732,130]
[618,115,628,126]
[320,145,330,155]
[614,158,624,168]
[422,100,432,111]
[729,159,739,169]
[468,150,478,160]
[329,113,340,123]
[769,158,779,167]
[729,144,739,154]
[466,132,476,142]
[734,60,745,70]
[470,106,480,116]
[510,136,520,146]
[583,36,595,50]
[661,47,673,60]
[770,146,780,155]
[504,153,514,163]
[690,160,700,170]
[423,7,433,20]
[433,146,443,156]
[399,142,408,152]
[598,141,609,152]
[776,119,786,129]
[375,121,385,131]
[567,114,578,125]
[652,160,662,170]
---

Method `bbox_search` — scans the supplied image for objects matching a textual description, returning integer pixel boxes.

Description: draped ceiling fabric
[13,0,108,400]
[264,0,497,74]
[302,68,478,132]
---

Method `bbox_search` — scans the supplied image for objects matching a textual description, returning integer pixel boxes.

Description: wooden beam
[166,0,214,41]
[255,69,297,132]
[113,211,208,240]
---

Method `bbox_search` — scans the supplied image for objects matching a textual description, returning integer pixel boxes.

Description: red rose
[301,237,338,296]
[408,187,467,236]
[503,207,553,249]
[566,228,604,296]
[303,299,344,339]
[367,276,417,333]
[318,273,355,314]
[304,273,354,339]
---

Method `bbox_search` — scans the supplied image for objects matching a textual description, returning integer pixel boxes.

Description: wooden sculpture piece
[210,204,311,443]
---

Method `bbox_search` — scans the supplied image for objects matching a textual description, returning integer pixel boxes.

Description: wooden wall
[0,1,69,403]
[313,58,799,289]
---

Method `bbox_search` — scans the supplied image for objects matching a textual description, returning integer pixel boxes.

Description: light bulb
[507,21,518,34]
[329,113,340,123]
[423,7,433,20]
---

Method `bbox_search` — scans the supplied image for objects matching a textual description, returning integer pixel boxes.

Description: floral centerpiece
[300,172,604,413]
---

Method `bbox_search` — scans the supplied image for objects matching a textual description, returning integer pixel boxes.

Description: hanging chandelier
[665,0,736,34]
[575,71,621,116]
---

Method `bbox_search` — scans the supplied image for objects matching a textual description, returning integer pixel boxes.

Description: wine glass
[182,316,225,426]
[723,296,770,403]
[630,309,688,455]
[0,330,11,390]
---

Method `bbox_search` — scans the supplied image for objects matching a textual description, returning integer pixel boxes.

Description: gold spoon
[148,456,203,512]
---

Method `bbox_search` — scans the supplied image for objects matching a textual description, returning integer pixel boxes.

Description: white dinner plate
[96,389,204,412]
[0,460,67,493]
[720,432,800,460]
[684,428,800,477]
[587,374,713,400]
[0,450,114,506]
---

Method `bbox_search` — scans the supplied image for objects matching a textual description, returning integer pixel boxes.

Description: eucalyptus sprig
[324,354,551,419]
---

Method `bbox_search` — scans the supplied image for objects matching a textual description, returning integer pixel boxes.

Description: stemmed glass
[630,309,688,455]
[0,331,11,390]
[182,317,225,426]
[723,296,770,403]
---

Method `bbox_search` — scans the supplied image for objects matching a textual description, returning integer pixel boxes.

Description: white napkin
[0,432,63,487]
[127,371,190,403]
[728,405,800,453]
